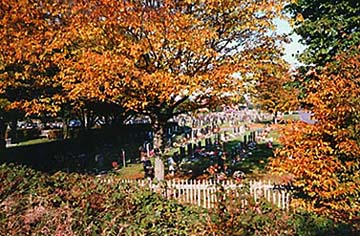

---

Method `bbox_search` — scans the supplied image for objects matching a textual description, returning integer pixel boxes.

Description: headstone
[180,146,186,158]
[154,157,165,180]
[146,143,151,157]
[187,143,193,156]
[121,149,126,167]
[173,152,180,163]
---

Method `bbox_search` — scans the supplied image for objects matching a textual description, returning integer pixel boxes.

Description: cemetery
[1,0,359,235]
[0,109,272,178]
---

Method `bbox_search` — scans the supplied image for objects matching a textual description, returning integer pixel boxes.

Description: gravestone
[154,157,164,180]
[121,149,126,167]
[180,146,186,158]
[146,143,151,157]
[187,143,193,156]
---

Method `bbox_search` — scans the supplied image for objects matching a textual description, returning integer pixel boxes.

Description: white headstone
[154,157,165,180]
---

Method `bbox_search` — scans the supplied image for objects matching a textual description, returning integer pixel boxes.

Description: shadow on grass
[176,140,279,179]
[226,141,279,174]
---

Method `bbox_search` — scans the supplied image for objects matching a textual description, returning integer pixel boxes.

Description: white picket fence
[112,179,292,210]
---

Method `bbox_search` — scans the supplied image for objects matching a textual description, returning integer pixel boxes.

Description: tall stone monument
[154,156,165,180]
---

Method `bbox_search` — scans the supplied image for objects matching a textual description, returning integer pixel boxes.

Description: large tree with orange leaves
[55,0,290,152]
[0,0,72,148]
[0,0,129,144]
[270,48,360,226]
[0,0,289,156]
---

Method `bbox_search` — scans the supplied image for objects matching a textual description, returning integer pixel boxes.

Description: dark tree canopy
[288,0,360,65]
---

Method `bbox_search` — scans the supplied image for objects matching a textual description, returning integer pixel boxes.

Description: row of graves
[173,109,267,130]
[139,110,273,179]
[138,109,270,160]
[141,128,265,180]
[78,110,271,176]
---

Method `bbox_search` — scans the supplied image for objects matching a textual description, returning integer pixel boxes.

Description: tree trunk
[0,118,6,150]
[151,116,169,180]
[9,118,17,143]
[273,110,278,124]
[153,123,166,154]
[63,117,70,139]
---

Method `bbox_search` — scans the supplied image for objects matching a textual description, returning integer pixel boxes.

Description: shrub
[0,163,358,235]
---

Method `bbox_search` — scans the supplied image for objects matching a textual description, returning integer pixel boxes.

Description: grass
[8,138,55,147]
[224,139,279,175]
[117,123,280,179]
[282,114,300,121]
[116,163,144,179]
[7,122,280,179]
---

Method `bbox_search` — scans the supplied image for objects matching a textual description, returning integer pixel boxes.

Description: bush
[0,163,358,235]
[0,164,206,235]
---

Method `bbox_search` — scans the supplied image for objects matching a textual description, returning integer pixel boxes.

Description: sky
[274,18,306,68]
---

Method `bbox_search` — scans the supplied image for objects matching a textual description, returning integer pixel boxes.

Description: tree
[287,0,360,65]
[269,48,360,227]
[0,0,77,115]
[252,58,299,122]
[0,0,130,140]
[0,99,8,149]
[58,0,289,156]
[1,0,290,179]
[0,0,87,143]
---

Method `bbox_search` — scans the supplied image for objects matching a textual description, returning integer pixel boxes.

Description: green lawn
[115,163,144,179]
[225,139,279,174]
[8,138,55,147]
[281,114,300,121]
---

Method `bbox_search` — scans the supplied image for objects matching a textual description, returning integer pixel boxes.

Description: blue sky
[275,18,306,67]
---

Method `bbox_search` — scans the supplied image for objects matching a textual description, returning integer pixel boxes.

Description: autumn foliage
[270,48,360,226]
[0,0,290,153]
[253,60,299,116]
